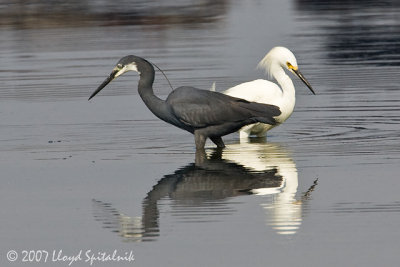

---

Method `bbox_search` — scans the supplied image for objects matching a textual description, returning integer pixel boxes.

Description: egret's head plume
[257,47,298,79]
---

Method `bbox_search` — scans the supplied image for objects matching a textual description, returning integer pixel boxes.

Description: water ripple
[331,202,400,214]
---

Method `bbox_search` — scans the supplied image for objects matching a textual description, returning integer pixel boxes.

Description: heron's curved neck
[271,65,295,97]
[137,68,171,123]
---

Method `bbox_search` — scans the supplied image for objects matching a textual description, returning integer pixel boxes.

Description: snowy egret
[223,46,315,139]
[88,55,281,150]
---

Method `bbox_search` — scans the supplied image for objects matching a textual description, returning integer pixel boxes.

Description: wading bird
[222,47,315,139]
[89,55,281,150]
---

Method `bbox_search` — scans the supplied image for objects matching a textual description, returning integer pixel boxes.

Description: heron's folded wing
[168,87,281,129]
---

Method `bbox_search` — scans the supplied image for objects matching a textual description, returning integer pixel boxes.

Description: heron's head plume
[113,55,142,78]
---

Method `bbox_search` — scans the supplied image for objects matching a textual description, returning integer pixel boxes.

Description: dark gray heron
[89,55,281,150]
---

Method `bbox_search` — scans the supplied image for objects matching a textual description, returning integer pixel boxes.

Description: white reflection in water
[220,142,314,235]
[93,142,317,241]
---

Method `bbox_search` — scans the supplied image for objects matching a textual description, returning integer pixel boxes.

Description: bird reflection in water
[93,142,317,241]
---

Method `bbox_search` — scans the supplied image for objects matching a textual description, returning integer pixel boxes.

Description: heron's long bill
[293,69,316,95]
[88,69,118,100]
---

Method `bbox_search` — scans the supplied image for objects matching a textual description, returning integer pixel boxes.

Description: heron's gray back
[167,87,281,131]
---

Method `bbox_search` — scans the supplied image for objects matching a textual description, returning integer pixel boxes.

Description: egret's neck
[271,65,296,122]
[271,66,295,97]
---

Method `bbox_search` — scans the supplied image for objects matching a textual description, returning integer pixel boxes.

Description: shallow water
[1,0,400,266]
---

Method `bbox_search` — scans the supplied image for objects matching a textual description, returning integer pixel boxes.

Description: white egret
[222,46,315,139]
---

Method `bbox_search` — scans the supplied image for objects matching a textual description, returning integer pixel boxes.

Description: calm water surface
[1,0,400,266]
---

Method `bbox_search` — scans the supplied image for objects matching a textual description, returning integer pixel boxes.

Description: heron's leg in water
[195,149,207,165]
[194,131,207,150]
[210,136,225,148]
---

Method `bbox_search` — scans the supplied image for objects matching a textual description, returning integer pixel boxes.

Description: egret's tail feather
[209,82,216,92]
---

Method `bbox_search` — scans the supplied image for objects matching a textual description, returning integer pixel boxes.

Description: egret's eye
[117,63,123,69]
[286,62,298,71]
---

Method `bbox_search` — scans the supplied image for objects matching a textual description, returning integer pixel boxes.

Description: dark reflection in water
[93,143,318,241]
[295,0,400,66]
[1,0,228,28]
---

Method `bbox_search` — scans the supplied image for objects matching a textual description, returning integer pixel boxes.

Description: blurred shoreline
[0,0,228,28]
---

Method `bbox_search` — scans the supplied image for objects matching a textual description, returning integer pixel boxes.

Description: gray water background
[1,0,400,266]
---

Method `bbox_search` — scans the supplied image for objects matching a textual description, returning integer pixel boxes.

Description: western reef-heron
[88,55,281,150]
